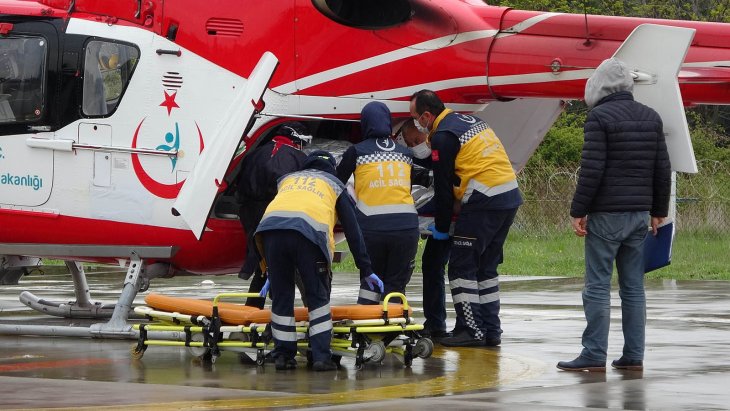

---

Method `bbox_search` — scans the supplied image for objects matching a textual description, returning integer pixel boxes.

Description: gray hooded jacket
[570,58,672,218]
[584,57,634,108]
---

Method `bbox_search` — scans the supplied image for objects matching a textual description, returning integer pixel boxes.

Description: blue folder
[644,222,674,273]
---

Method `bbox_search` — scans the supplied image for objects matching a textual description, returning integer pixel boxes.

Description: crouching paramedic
[255,151,383,371]
[337,101,419,305]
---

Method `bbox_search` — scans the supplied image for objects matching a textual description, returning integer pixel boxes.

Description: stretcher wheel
[187,333,209,358]
[256,350,265,366]
[365,341,386,363]
[414,338,434,359]
[130,345,145,360]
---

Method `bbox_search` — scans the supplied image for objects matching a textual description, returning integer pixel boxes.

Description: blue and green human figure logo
[157,123,180,171]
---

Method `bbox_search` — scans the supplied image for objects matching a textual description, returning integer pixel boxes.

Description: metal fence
[514,160,730,235]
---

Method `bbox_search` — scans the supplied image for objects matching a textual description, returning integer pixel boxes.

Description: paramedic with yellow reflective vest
[255,151,383,371]
[337,101,419,305]
[409,90,522,348]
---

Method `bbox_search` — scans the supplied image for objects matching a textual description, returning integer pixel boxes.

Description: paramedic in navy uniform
[410,90,522,347]
[337,102,420,305]
[256,151,382,371]
[236,122,310,308]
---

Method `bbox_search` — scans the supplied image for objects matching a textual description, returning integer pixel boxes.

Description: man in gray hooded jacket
[557,58,671,372]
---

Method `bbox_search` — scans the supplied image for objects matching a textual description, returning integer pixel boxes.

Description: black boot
[440,330,486,347]
[275,356,297,370]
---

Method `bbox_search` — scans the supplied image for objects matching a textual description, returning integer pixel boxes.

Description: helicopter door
[0,22,57,207]
[172,52,279,239]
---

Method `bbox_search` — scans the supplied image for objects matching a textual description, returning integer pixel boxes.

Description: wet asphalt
[0,268,729,410]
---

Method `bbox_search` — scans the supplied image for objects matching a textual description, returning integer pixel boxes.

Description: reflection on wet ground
[1,269,730,409]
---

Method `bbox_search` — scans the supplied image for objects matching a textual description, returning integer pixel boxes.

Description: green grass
[333,237,429,274]
[333,231,730,280]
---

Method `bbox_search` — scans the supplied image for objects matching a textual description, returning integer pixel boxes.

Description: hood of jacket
[302,150,337,175]
[360,101,392,140]
[584,57,634,108]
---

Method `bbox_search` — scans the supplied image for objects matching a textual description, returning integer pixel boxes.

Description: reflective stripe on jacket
[350,137,418,231]
[257,170,344,263]
[429,109,517,204]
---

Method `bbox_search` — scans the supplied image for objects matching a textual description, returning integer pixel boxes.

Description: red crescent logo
[131,119,205,199]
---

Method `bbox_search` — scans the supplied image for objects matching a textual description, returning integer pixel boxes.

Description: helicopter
[0,0,728,337]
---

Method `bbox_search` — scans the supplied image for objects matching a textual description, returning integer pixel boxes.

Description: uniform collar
[427,108,453,143]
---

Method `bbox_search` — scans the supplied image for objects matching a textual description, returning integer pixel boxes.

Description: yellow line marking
[24,348,545,411]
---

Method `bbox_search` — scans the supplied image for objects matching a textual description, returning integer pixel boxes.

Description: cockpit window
[83,40,139,117]
[0,37,46,124]
[312,0,412,29]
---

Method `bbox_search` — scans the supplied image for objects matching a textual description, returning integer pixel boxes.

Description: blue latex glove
[259,278,270,298]
[365,273,384,293]
[428,224,450,240]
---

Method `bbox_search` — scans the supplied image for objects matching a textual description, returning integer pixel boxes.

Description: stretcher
[131,292,433,369]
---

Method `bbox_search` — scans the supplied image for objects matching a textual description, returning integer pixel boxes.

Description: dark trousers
[422,237,450,333]
[262,230,333,362]
[240,203,306,308]
[357,228,419,305]
[239,202,267,308]
[239,202,267,276]
[448,207,518,340]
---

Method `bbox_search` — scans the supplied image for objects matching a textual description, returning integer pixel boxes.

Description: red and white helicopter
[0,0,729,337]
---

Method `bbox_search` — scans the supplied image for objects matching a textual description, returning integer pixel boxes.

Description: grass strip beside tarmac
[333,231,730,280]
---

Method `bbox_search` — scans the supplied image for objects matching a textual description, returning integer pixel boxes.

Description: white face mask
[414,121,429,135]
[411,141,432,159]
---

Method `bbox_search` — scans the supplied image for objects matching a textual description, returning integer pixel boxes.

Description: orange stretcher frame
[144,293,413,325]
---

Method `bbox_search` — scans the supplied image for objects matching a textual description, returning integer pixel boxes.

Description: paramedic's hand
[428,224,449,240]
[259,278,270,298]
[365,273,384,293]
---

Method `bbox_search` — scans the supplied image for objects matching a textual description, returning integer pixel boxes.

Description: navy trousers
[448,206,518,340]
[422,236,450,333]
[262,230,333,362]
[357,228,419,304]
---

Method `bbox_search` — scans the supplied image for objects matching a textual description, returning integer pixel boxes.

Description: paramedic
[237,122,310,308]
[395,118,454,342]
[256,151,383,371]
[409,90,522,347]
[337,102,419,304]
